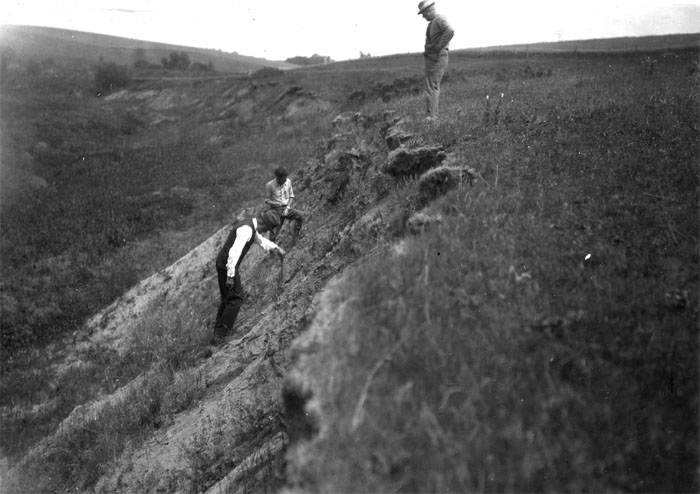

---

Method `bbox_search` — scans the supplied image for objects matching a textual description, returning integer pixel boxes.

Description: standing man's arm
[225,224,286,286]
[255,231,286,256]
[437,17,454,52]
[226,224,254,281]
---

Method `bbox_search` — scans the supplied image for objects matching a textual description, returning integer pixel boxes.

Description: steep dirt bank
[92,110,454,491]
[91,113,461,493]
[6,100,466,491]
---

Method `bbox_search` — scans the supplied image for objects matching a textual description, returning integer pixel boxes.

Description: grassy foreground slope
[284,49,699,492]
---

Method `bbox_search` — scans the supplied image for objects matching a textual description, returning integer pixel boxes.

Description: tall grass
[8,300,213,493]
[286,51,699,492]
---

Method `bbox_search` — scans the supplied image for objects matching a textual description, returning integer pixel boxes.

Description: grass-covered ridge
[284,51,699,492]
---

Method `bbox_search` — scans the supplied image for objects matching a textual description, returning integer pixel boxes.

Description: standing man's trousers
[214,267,245,339]
[424,51,449,119]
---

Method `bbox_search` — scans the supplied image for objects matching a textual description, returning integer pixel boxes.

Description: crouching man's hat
[417,0,435,14]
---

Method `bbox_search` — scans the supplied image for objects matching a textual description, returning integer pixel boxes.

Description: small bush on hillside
[161,51,191,71]
[285,54,332,66]
[190,60,215,73]
[252,66,285,79]
[522,64,553,78]
[133,59,160,70]
[94,61,130,93]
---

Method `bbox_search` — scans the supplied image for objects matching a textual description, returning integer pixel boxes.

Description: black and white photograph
[1,1,698,492]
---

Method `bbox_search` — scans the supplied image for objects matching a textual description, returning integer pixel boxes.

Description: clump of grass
[4,301,212,493]
[15,365,173,493]
[147,398,286,494]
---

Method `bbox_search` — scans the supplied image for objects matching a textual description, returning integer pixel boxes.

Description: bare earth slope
[95,115,438,493]
[8,110,440,492]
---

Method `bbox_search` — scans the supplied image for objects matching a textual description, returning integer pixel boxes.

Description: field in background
[457,32,700,54]
[0,25,297,73]
[0,33,698,492]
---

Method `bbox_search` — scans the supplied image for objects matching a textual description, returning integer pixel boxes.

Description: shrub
[133,59,159,70]
[160,51,191,70]
[251,66,285,79]
[190,60,214,72]
[94,61,130,93]
[285,54,332,66]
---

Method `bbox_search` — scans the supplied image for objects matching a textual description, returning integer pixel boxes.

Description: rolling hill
[0,24,298,73]
[456,32,700,54]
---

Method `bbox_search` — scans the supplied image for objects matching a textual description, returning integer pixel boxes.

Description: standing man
[265,166,304,244]
[213,213,285,345]
[418,0,454,121]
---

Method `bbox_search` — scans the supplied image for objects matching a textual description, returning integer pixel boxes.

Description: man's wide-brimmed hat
[417,0,435,14]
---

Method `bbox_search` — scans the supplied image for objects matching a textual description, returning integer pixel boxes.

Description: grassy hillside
[0,25,297,73]
[458,32,700,54]
[282,46,699,493]
[1,40,698,492]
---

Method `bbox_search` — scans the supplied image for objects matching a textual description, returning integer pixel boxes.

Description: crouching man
[213,213,285,345]
[265,166,304,244]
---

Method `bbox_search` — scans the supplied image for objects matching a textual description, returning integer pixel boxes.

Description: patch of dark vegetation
[94,61,131,93]
[347,75,422,104]
[252,66,285,79]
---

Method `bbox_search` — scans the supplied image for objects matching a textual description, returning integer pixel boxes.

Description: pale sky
[2,0,699,61]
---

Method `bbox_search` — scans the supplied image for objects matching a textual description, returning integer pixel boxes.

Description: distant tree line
[285,54,333,66]
[132,48,214,72]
